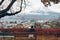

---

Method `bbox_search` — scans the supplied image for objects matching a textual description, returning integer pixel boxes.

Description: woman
[28,26,36,40]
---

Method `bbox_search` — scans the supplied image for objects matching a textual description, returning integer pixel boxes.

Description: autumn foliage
[0,28,60,35]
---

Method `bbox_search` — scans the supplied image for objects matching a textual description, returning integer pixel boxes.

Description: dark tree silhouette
[41,0,60,7]
[0,0,23,18]
[0,0,4,5]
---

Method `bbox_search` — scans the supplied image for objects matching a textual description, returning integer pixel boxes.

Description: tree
[0,0,26,18]
[41,0,60,7]
[34,22,42,28]
[0,0,4,5]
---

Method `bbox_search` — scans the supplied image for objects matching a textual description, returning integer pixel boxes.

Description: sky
[24,0,60,13]
[0,0,60,20]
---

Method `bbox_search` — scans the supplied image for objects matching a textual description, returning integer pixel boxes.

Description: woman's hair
[31,26,34,28]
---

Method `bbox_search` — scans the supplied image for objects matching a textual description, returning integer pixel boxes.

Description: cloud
[48,3,60,13]
[22,0,60,14]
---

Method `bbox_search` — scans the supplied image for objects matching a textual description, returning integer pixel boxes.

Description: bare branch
[0,0,4,5]
[0,0,24,18]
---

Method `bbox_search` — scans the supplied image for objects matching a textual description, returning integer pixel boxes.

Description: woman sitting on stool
[28,26,35,40]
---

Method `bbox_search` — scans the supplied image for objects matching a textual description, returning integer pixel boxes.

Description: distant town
[0,18,60,28]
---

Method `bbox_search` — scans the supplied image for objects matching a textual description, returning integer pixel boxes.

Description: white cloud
[48,3,60,13]
[23,0,60,14]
